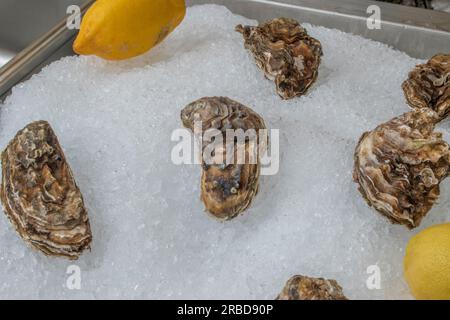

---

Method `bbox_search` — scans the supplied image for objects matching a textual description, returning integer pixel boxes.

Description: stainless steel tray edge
[0,0,94,100]
[187,0,450,58]
[1,0,449,101]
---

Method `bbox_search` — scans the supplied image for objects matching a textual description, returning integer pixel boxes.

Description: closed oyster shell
[402,54,450,120]
[181,97,267,220]
[353,109,450,229]
[276,275,348,300]
[236,17,323,100]
[1,121,92,259]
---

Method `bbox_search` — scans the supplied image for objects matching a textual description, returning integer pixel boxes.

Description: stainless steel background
[0,0,85,68]
[186,0,450,57]
[0,0,89,100]
[1,0,449,100]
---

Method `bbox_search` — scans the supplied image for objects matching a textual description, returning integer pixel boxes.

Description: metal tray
[1,0,450,101]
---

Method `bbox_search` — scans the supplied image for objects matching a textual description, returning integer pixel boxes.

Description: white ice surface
[0,5,448,299]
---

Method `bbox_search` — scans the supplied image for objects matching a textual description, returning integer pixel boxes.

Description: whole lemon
[73,0,186,60]
[404,223,450,300]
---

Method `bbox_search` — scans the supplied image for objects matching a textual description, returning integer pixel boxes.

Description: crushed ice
[0,5,447,299]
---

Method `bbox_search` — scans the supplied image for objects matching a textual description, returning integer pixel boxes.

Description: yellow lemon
[73,0,186,60]
[404,223,450,300]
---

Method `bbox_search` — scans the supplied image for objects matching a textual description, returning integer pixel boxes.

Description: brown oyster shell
[236,17,323,100]
[181,97,267,220]
[1,121,92,259]
[402,54,450,120]
[276,275,348,300]
[353,109,450,229]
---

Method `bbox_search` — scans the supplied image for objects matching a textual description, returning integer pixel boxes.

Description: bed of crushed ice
[0,4,448,299]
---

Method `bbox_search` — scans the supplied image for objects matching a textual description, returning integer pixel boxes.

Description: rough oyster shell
[1,121,92,259]
[276,275,348,300]
[236,17,323,100]
[353,109,450,229]
[402,54,450,120]
[181,97,267,220]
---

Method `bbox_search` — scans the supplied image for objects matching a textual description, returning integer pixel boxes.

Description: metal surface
[0,0,91,100]
[1,0,450,101]
[187,0,450,57]
[0,0,86,68]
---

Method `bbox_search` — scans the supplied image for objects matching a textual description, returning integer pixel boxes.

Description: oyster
[402,54,450,120]
[236,17,323,100]
[276,275,348,300]
[181,97,267,220]
[1,121,92,259]
[353,109,450,229]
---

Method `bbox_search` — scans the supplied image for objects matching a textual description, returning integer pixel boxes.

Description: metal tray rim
[1,0,450,100]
